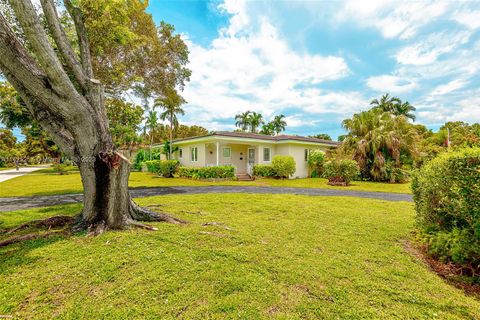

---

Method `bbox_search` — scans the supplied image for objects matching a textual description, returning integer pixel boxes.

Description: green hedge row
[178,165,235,179]
[252,155,296,178]
[412,147,480,274]
[144,160,179,178]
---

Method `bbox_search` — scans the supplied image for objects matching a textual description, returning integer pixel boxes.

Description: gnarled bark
[0,0,182,232]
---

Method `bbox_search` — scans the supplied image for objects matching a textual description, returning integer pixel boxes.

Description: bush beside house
[308,150,325,177]
[144,160,180,178]
[178,165,235,180]
[253,155,296,179]
[412,148,480,275]
[323,159,360,186]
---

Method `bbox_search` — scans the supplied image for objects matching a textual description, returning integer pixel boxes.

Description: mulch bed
[404,240,480,298]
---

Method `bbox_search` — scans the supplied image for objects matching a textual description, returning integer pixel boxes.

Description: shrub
[178,165,235,179]
[308,150,325,178]
[385,160,410,183]
[272,155,296,179]
[412,148,480,274]
[159,160,180,178]
[253,164,275,177]
[144,160,162,174]
[133,148,161,170]
[323,159,359,186]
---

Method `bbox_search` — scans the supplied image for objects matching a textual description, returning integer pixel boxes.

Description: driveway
[0,186,413,212]
[0,166,49,183]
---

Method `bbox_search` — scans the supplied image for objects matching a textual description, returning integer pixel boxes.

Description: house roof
[171,131,340,146]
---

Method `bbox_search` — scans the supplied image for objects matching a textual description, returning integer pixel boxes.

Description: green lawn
[0,194,478,319]
[0,167,411,197]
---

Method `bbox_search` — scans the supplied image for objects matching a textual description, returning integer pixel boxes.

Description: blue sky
[147,0,480,139]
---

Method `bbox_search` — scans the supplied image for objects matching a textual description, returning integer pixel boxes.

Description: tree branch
[7,0,76,96]
[64,0,93,79]
[40,0,88,90]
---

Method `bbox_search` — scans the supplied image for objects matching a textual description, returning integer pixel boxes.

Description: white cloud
[182,2,351,129]
[366,75,417,93]
[431,79,468,96]
[396,31,471,65]
[452,10,480,30]
[337,0,449,39]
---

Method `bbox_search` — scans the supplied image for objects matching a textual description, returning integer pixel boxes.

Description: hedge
[323,159,359,186]
[178,165,235,179]
[253,164,275,177]
[144,160,179,178]
[412,147,480,274]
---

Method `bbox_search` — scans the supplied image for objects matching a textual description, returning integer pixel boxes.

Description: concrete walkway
[0,186,413,212]
[0,166,49,183]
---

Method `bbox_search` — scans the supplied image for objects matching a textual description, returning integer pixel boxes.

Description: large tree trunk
[0,0,184,234]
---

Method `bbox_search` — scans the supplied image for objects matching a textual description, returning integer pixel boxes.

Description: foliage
[178,165,235,179]
[271,155,296,178]
[307,150,325,177]
[310,133,332,141]
[342,107,419,182]
[144,160,162,174]
[370,93,416,121]
[412,148,480,275]
[77,0,191,95]
[253,164,276,177]
[133,148,161,170]
[323,159,360,186]
[105,98,143,148]
[234,110,264,133]
[161,140,178,160]
[0,81,31,128]
[143,159,179,177]
[159,160,180,178]
[261,114,287,136]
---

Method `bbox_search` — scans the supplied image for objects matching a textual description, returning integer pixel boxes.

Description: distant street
[0,166,49,183]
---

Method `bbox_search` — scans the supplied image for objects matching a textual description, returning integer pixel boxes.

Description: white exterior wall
[175,142,206,167]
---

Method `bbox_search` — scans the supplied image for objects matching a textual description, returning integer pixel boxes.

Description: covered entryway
[205,142,254,175]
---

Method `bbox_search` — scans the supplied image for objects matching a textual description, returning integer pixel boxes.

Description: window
[263,147,271,162]
[223,147,231,158]
[304,149,309,162]
[179,148,183,158]
[191,147,198,162]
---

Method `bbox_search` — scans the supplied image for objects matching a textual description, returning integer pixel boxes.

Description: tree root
[0,230,70,247]
[5,215,75,235]
[130,202,187,225]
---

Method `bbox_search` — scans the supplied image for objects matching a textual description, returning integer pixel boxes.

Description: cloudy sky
[148,0,480,139]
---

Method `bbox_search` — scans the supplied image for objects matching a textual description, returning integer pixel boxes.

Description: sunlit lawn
[0,166,411,197]
[0,194,477,319]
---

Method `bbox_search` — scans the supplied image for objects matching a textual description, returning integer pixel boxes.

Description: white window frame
[223,147,231,158]
[263,147,271,162]
[191,147,198,162]
[179,148,183,159]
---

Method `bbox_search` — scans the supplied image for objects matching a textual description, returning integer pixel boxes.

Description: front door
[247,148,255,175]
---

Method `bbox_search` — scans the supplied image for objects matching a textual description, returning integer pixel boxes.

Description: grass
[0,194,478,318]
[0,166,411,197]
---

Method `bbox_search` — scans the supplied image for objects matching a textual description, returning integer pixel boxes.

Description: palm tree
[146,110,158,160]
[235,111,251,131]
[155,90,186,160]
[396,101,416,121]
[270,114,287,135]
[248,111,264,133]
[341,108,419,181]
[260,122,275,135]
[370,93,416,121]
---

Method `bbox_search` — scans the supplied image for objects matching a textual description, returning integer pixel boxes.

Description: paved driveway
[0,186,413,212]
[0,166,49,183]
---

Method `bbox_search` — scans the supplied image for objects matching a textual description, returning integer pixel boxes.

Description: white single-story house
[167,131,338,179]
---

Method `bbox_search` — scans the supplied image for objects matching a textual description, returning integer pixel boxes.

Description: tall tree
[234,110,251,131]
[146,110,158,160]
[248,111,264,133]
[270,114,287,135]
[105,98,143,151]
[310,133,332,141]
[0,0,184,233]
[155,89,186,159]
[370,93,416,121]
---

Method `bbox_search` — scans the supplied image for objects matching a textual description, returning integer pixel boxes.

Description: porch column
[216,142,219,166]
